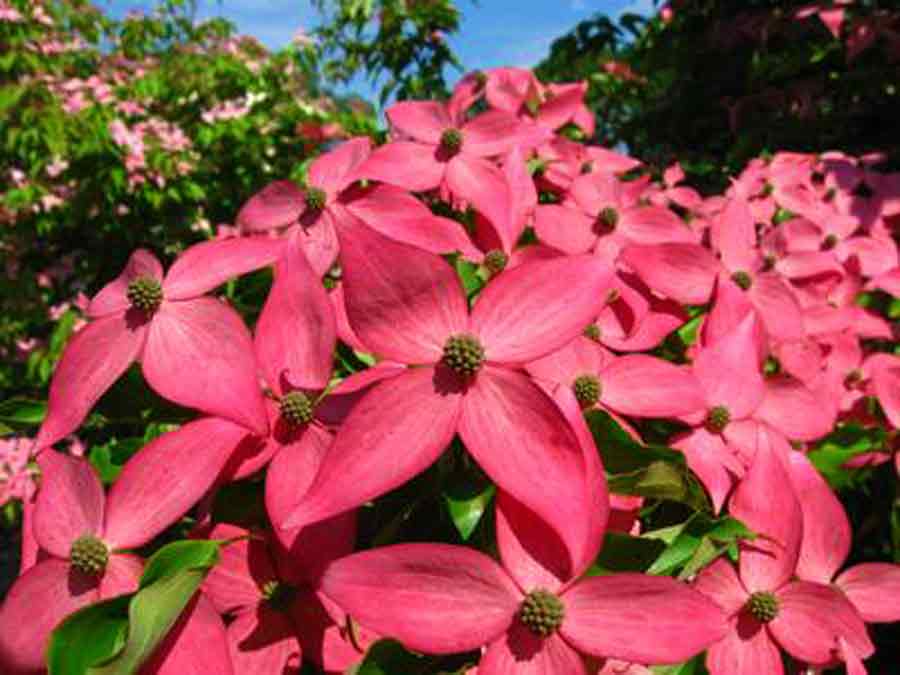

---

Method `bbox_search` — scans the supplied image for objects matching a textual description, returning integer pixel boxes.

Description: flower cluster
[1,64,899,674]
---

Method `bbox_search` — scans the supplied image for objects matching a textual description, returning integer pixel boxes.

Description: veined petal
[255,246,336,392]
[386,100,451,144]
[561,574,729,664]
[226,607,300,675]
[747,274,804,343]
[36,312,147,449]
[446,155,510,234]
[786,451,850,584]
[163,237,284,301]
[525,336,613,390]
[460,367,592,574]
[755,377,835,441]
[236,180,305,233]
[142,297,268,436]
[335,217,468,364]
[200,523,272,615]
[104,417,248,549]
[472,256,612,364]
[292,207,340,276]
[319,544,520,654]
[283,367,463,530]
[729,429,802,594]
[534,203,597,255]
[672,428,743,515]
[462,109,542,157]
[89,249,163,318]
[693,557,750,617]
[357,141,445,192]
[34,451,105,558]
[601,355,705,418]
[620,243,719,305]
[835,563,900,623]
[770,581,874,665]
[705,614,784,675]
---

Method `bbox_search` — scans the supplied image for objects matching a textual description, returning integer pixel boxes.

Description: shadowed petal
[479,624,587,675]
[34,451,105,558]
[37,312,148,448]
[0,559,100,673]
[694,557,750,616]
[446,155,510,234]
[755,377,835,441]
[533,204,597,255]
[525,336,613,389]
[100,554,143,598]
[142,298,268,435]
[236,180,305,233]
[601,355,705,418]
[308,137,371,195]
[386,101,450,144]
[200,524,271,615]
[620,243,719,305]
[705,614,784,675]
[320,543,520,654]
[472,256,612,364]
[561,574,729,664]
[104,417,248,549]
[226,607,300,675]
[357,141,445,192]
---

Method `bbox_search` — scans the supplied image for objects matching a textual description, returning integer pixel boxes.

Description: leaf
[591,532,667,574]
[0,397,47,425]
[454,257,483,297]
[348,639,429,675]
[47,540,222,675]
[46,596,131,674]
[646,514,755,576]
[585,409,685,473]
[443,476,495,541]
[652,655,708,674]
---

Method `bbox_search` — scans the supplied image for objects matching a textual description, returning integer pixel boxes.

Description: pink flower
[358,102,547,230]
[283,219,616,565]
[237,137,478,275]
[321,485,728,673]
[36,242,284,449]
[695,435,873,675]
[0,449,225,671]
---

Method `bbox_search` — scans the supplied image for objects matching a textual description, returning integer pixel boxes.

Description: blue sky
[102,0,654,96]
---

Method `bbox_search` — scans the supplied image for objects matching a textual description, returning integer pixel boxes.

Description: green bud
[70,535,109,576]
[731,270,753,290]
[442,333,485,377]
[280,391,314,427]
[705,406,731,433]
[440,128,463,155]
[519,589,565,637]
[597,207,619,232]
[126,276,163,313]
[583,324,602,342]
[261,580,297,612]
[305,187,327,211]
[573,374,601,409]
[484,250,508,275]
[746,591,780,623]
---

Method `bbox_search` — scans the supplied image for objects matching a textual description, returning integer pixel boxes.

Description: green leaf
[443,476,495,541]
[0,397,47,425]
[652,655,708,674]
[591,532,667,574]
[454,257,483,297]
[809,423,887,489]
[585,409,685,473]
[349,639,429,675]
[46,596,131,674]
[140,539,221,587]
[646,514,755,576]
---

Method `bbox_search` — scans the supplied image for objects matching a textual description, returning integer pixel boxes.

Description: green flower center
[731,270,753,290]
[126,276,163,313]
[519,589,565,637]
[279,391,314,427]
[484,250,508,274]
[442,333,485,377]
[573,374,601,409]
[746,591,780,623]
[70,535,109,576]
[705,406,731,433]
[596,207,619,233]
[580,161,594,175]
[822,234,838,250]
[305,187,327,211]
[844,368,864,388]
[440,128,464,155]
[261,580,297,612]
[583,324,602,342]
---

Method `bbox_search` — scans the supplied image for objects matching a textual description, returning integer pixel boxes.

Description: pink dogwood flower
[694,432,873,675]
[36,239,284,448]
[283,219,614,565]
[237,137,478,275]
[0,447,230,672]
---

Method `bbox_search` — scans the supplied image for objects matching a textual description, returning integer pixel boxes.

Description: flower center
[822,234,838,250]
[705,406,731,433]
[440,128,463,155]
[260,580,297,612]
[126,276,163,313]
[305,187,327,211]
[583,324,602,342]
[442,333,485,377]
[596,207,619,233]
[746,591,780,623]
[844,368,864,389]
[573,374,601,409]
[519,589,565,637]
[483,250,508,274]
[731,270,753,290]
[279,391,314,427]
[70,535,109,576]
